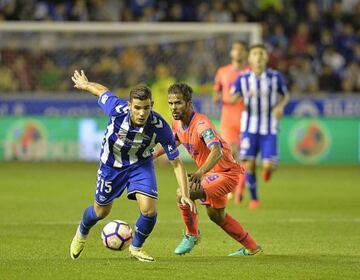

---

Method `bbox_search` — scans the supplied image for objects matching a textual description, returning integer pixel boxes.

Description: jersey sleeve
[277,72,289,96]
[230,75,243,97]
[196,118,221,149]
[156,118,180,161]
[213,68,222,92]
[98,91,128,116]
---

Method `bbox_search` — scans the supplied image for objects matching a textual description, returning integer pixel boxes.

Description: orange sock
[262,169,272,182]
[233,174,246,204]
[220,214,258,250]
[179,204,199,236]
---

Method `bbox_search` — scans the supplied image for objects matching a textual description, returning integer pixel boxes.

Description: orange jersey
[172,112,238,173]
[214,64,250,144]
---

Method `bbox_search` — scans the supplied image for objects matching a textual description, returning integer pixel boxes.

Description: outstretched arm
[71,70,109,97]
[170,157,196,213]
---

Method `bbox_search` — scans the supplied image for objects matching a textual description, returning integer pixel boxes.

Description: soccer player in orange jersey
[213,41,250,203]
[153,83,262,256]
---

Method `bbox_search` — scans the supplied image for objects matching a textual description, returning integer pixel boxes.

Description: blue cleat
[174,234,200,255]
[228,246,263,257]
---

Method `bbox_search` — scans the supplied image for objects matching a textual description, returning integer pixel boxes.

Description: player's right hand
[180,196,197,213]
[72,70,89,90]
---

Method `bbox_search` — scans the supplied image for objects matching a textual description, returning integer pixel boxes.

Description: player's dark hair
[249,43,267,52]
[129,85,152,101]
[168,83,193,102]
[232,40,248,51]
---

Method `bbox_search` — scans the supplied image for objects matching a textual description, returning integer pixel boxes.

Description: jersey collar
[181,111,196,131]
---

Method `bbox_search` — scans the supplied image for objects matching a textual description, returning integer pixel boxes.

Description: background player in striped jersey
[153,83,262,257]
[231,44,290,209]
[70,70,195,262]
[213,41,249,203]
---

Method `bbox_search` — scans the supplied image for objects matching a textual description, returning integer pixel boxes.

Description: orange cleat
[248,200,260,209]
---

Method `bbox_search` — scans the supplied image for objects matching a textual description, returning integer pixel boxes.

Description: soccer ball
[101,220,133,250]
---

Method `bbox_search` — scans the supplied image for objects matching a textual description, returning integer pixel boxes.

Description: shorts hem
[95,199,114,206]
[127,190,158,200]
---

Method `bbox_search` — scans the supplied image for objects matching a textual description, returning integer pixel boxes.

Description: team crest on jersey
[117,128,128,141]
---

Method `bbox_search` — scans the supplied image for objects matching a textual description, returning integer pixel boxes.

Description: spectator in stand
[289,57,318,94]
[322,47,346,74]
[342,62,360,92]
[319,64,342,93]
[151,63,176,123]
[290,22,311,55]
[0,0,359,95]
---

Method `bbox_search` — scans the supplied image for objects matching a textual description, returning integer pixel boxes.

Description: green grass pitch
[0,162,359,280]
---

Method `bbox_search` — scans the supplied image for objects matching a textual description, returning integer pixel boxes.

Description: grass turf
[0,162,359,280]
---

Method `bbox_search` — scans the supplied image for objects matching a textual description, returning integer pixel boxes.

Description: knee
[246,161,256,173]
[207,210,225,226]
[141,208,157,217]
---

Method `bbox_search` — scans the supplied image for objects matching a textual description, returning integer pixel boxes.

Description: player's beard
[172,110,184,120]
[172,112,180,120]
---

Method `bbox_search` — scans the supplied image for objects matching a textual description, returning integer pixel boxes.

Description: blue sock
[246,172,258,200]
[79,205,100,235]
[132,213,157,248]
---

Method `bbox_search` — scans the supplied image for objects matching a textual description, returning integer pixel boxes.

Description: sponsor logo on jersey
[202,128,216,142]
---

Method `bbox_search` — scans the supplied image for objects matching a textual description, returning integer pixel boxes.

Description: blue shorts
[239,132,278,163]
[95,159,158,206]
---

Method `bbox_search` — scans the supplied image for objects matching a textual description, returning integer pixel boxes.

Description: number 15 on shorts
[96,177,112,194]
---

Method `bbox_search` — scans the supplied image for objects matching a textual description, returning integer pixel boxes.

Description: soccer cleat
[228,246,263,257]
[70,227,87,260]
[248,199,260,209]
[174,234,200,255]
[129,246,156,262]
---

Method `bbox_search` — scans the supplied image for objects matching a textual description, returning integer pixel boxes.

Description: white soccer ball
[101,220,133,250]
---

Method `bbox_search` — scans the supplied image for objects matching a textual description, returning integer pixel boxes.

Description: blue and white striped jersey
[98,91,179,168]
[231,68,289,135]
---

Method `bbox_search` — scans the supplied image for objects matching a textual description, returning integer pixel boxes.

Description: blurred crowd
[0,0,359,95]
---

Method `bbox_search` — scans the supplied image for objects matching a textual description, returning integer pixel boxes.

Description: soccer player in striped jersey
[213,41,250,203]
[69,70,195,262]
[153,83,262,257]
[230,44,290,209]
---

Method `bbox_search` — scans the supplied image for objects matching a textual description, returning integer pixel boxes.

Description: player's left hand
[272,105,284,120]
[180,196,197,213]
[189,171,204,191]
